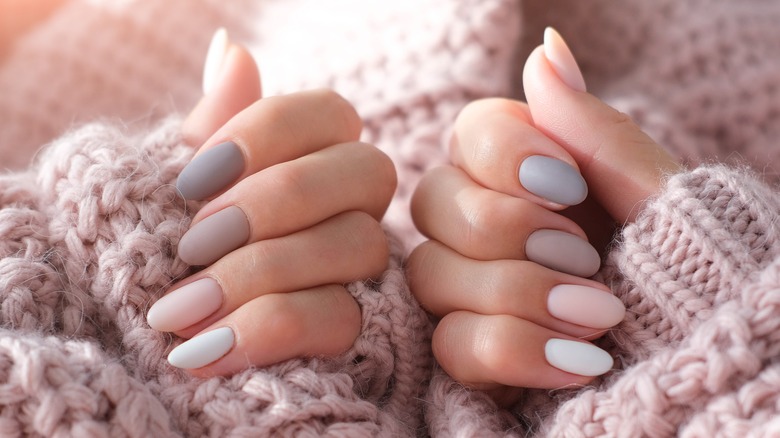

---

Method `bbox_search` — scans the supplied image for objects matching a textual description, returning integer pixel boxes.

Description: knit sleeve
[0,120,432,437]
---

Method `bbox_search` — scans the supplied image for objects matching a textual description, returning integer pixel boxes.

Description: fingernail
[525,229,600,277]
[519,155,587,206]
[544,338,613,376]
[203,27,229,94]
[147,278,224,332]
[176,141,245,200]
[167,326,235,369]
[543,27,587,92]
[547,284,625,329]
[178,206,250,266]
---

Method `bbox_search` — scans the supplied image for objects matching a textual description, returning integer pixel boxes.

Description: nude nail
[519,155,587,206]
[547,284,625,329]
[203,27,229,95]
[147,278,223,332]
[167,327,235,369]
[178,206,250,266]
[525,229,600,277]
[176,141,245,200]
[543,27,587,92]
[544,338,612,377]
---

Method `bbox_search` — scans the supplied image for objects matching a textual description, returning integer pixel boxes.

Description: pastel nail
[147,278,223,332]
[547,284,625,329]
[544,338,613,377]
[178,206,250,266]
[167,326,235,369]
[543,27,587,92]
[176,141,245,200]
[518,155,587,206]
[203,27,229,94]
[525,229,600,277]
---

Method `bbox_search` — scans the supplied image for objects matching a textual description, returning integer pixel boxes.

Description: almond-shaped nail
[147,278,224,332]
[178,206,250,266]
[547,284,625,329]
[167,327,235,369]
[543,27,587,92]
[544,338,613,377]
[519,155,588,206]
[526,229,600,277]
[176,141,245,200]
[203,27,229,94]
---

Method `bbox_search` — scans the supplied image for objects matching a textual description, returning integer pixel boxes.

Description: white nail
[544,338,613,377]
[167,326,234,369]
[202,27,229,95]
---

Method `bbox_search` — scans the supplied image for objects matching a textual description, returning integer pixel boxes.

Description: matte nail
[178,206,250,266]
[525,229,600,277]
[176,141,244,200]
[519,155,587,206]
[543,27,587,92]
[544,338,613,377]
[147,278,224,332]
[203,27,229,95]
[547,284,625,329]
[167,326,235,369]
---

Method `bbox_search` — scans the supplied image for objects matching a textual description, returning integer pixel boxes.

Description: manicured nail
[519,155,587,206]
[547,284,625,329]
[543,27,587,92]
[525,229,600,277]
[176,141,245,200]
[167,326,235,369]
[147,278,224,332]
[203,27,229,94]
[544,338,613,377]
[178,206,250,266]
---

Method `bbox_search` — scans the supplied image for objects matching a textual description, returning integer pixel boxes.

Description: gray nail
[525,229,600,277]
[178,206,250,266]
[519,155,587,206]
[177,141,244,200]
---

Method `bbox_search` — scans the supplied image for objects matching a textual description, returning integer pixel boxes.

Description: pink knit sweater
[2,0,780,436]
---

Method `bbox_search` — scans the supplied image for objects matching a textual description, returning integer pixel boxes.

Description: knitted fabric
[2,0,780,437]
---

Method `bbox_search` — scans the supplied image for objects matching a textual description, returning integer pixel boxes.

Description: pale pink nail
[547,284,625,329]
[147,278,223,332]
[543,27,587,92]
[203,27,229,94]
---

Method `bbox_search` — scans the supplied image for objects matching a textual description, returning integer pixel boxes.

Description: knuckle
[339,211,389,274]
[260,294,307,346]
[318,89,363,137]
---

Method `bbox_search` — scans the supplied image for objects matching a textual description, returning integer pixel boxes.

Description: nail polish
[525,229,600,277]
[176,141,245,200]
[543,27,587,92]
[518,155,588,206]
[544,338,613,377]
[547,284,625,329]
[147,278,224,332]
[203,27,229,95]
[167,326,235,369]
[178,206,250,266]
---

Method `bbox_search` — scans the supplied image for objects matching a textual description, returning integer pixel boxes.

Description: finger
[177,88,363,201]
[165,285,361,377]
[411,165,600,276]
[523,28,682,223]
[183,29,262,147]
[178,142,396,266]
[450,98,588,210]
[407,241,624,339]
[432,311,614,390]
[147,211,387,337]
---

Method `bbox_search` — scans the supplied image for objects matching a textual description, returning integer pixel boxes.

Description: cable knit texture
[2,0,780,436]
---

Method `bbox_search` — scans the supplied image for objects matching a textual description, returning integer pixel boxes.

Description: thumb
[523,27,681,223]
[183,28,262,147]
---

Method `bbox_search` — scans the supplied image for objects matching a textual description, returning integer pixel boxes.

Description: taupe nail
[525,229,600,277]
[519,155,587,206]
[177,141,244,200]
[178,206,250,266]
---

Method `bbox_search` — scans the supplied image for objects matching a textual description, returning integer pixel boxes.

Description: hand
[146,29,396,377]
[408,28,680,402]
